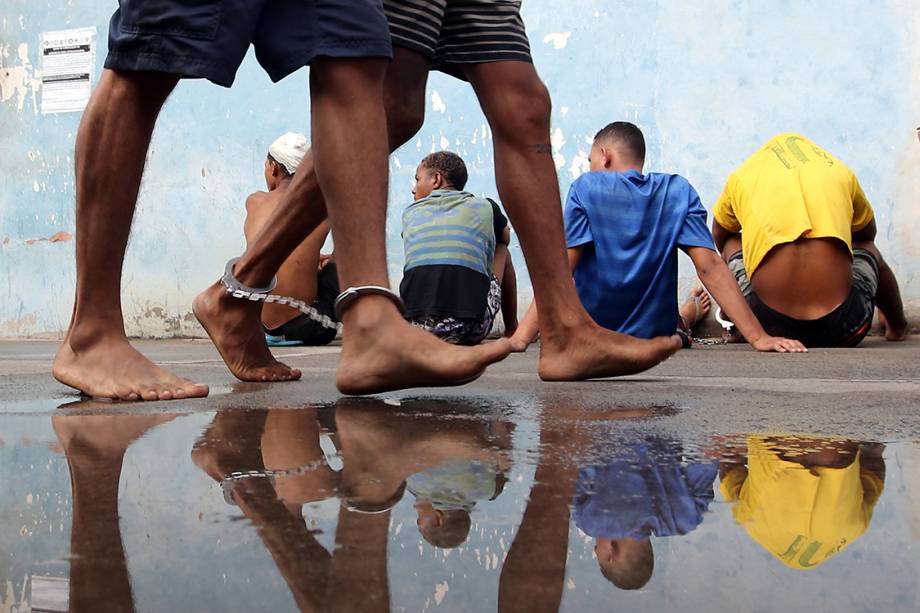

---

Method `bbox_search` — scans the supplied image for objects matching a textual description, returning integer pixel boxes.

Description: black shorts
[263,263,340,346]
[383,0,532,78]
[105,0,393,87]
[729,250,880,347]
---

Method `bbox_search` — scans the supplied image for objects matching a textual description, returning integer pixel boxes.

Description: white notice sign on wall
[40,27,96,114]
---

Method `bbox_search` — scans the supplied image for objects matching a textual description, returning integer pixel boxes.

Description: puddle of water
[1,398,919,612]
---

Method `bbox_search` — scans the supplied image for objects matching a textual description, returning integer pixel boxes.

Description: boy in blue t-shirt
[511,122,804,353]
[573,437,718,590]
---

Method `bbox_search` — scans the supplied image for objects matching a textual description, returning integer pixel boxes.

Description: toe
[187,383,209,398]
[114,384,139,401]
[473,338,513,368]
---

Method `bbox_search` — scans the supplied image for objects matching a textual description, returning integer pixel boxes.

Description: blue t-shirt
[564,171,715,338]
[572,439,718,540]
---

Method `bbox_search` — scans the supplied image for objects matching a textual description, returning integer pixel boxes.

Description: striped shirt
[400,189,497,319]
[403,189,496,276]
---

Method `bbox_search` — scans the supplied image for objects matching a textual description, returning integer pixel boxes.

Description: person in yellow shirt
[719,436,886,570]
[712,133,908,346]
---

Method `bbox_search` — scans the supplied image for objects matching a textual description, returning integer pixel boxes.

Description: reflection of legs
[308,58,510,394]
[325,506,392,613]
[192,410,332,613]
[195,49,430,381]
[464,62,680,381]
[853,241,908,341]
[234,483,332,613]
[498,414,578,613]
[54,409,179,612]
[261,409,338,507]
[53,69,208,402]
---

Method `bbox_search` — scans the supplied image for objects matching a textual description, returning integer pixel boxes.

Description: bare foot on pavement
[53,331,209,401]
[193,281,302,382]
[679,287,712,330]
[537,322,681,381]
[335,295,512,395]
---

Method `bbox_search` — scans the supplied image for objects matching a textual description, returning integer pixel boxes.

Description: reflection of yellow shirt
[712,133,875,277]
[721,436,884,570]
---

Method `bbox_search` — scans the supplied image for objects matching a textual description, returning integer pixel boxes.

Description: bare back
[244,188,330,329]
[751,237,853,320]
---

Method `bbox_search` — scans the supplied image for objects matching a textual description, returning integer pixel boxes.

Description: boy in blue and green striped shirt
[401,151,511,345]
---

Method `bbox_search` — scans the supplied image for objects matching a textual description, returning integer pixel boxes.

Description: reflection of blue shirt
[572,440,717,540]
[564,171,715,338]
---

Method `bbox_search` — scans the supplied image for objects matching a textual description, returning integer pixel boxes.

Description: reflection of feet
[334,398,504,503]
[538,323,681,381]
[193,281,302,382]
[53,408,179,457]
[879,311,910,342]
[335,296,511,395]
[53,332,209,401]
[191,410,268,484]
[679,287,711,330]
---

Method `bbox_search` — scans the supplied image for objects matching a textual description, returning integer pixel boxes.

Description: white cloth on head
[268,132,309,175]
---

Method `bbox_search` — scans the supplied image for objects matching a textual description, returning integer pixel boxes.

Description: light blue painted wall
[2,1,919,337]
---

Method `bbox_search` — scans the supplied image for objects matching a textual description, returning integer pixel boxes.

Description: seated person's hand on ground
[750,335,807,353]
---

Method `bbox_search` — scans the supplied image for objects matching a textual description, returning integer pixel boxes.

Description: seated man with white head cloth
[243,132,340,346]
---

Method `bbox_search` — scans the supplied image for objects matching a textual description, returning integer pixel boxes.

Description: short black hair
[419,509,472,549]
[421,151,468,190]
[594,122,646,164]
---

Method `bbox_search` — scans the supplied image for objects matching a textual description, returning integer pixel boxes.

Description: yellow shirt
[712,133,875,277]
[720,436,883,570]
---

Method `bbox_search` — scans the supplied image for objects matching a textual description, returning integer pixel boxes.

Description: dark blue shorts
[104,0,393,87]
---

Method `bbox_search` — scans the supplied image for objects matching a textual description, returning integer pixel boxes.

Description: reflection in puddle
[717,435,884,571]
[1,398,918,612]
[573,437,718,590]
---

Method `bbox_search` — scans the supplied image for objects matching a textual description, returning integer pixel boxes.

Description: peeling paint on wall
[431,90,446,114]
[0,41,40,112]
[542,32,571,50]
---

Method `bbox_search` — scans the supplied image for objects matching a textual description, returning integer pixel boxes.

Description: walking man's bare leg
[464,61,681,380]
[198,51,509,393]
[194,49,432,382]
[309,57,510,394]
[53,70,209,401]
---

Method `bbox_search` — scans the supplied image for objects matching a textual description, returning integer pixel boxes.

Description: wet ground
[1,337,919,612]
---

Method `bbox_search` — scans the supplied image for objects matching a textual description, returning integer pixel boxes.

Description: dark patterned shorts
[410,275,502,345]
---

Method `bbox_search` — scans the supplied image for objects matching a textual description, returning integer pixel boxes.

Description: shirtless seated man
[246,133,339,347]
[712,133,909,346]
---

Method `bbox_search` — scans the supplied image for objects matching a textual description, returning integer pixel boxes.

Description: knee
[488,78,552,144]
[854,240,888,270]
[384,89,425,147]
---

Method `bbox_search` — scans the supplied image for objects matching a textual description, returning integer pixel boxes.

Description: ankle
[341,295,405,333]
[230,256,277,288]
[67,321,128,353]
